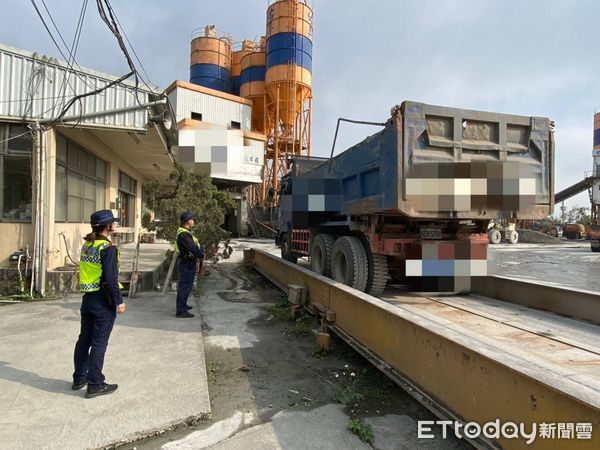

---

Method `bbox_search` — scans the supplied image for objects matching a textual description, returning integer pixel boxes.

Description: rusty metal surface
[249,248,600,450]
[471,275,600,325]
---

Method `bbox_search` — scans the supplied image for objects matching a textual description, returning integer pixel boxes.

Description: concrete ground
[488,241,600,292]
[136,239,468,450]
[0,292,210,450]
[3,237,596,449]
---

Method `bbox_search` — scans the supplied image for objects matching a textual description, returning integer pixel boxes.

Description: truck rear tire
[366,253,388,296]
[507,230,519,244]
[310,234,335,276]
[488,229,501,245]
[280,233,298,264]
[331,236,368,291]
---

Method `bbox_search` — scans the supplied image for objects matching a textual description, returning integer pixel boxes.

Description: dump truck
[276,101,554,294]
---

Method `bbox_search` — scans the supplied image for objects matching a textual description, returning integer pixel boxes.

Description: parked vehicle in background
[563,223,586,240]
[487,220,518,244]
[588,225,600,252]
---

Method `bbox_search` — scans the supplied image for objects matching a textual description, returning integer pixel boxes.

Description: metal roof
[0,42,159,131]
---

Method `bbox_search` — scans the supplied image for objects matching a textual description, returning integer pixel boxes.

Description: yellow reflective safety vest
[79,239,122,292]
[175,227,200,254]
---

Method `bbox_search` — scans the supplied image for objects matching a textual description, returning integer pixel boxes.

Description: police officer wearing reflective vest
[175,211,205,318]
[72,209,125,398]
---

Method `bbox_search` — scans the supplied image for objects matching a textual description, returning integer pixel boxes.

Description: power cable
[38,0,89,120]
[0,130,33,146]
[47,70,134,129]
[96,0,150,109]
[31,0,95,93]
[29,0,89,120]
[110,2,156,93]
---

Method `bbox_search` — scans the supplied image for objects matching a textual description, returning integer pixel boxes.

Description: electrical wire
[27,0,152,131]
[30,0,95,93]
[53,0,89,124]
[30,0,141,127]
[109,2,156,93]
[96,0,146,108]
[46,70,134,129]
[37,0,89,122]
[29,0,87,121]
[0,130,33,145]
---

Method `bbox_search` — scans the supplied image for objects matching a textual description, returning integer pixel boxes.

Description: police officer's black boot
[71,378,88,390]
[85,382,118,398]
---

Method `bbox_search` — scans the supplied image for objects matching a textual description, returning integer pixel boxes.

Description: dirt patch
[516,229,563,244]
[134,248,469,449]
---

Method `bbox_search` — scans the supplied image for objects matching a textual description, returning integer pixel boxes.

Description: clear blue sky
[2,0,599,214]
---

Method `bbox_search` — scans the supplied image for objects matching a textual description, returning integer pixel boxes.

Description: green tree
[565,206,591,225]
[142,163,235,250]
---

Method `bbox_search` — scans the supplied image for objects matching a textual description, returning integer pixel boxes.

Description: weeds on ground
[332,363,364,407]
[269,297,291,321]
[206,361,219,383]
[334,383,364,407]
[192,280,204,297]
[313,347,329,358]
[347,418,374,444]
[287,313,314,336]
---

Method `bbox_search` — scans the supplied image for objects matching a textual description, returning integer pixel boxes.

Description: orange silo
[190,25,233,93]
[240,47,267,133]
[231,40,255,96]
[262,0,313,204]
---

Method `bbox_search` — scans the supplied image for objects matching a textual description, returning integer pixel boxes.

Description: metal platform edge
[247,248,600,450]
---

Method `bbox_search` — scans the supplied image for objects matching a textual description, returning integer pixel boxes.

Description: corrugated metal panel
[0,43,153,130]
[169,86,252,130]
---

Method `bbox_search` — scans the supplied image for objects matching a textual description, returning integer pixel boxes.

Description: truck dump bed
[292,101,554,220]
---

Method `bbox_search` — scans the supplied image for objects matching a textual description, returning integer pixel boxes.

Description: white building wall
[167,82,252,131]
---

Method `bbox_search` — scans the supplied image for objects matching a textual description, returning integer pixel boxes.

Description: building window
[55,133,106,223]
[0,124,32,222]
[230,121,241,130]
[118,171,136,228]
[191,112,203,121]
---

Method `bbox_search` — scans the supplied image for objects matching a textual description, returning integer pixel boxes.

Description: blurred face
[108,221,117,234]
[188,218,195,227]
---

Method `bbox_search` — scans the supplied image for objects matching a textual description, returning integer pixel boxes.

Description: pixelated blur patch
[405,162,538,214]
[283,177,342,212]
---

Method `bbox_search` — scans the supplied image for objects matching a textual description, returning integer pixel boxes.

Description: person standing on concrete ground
[175,211,205,318]
[72,209,126,398]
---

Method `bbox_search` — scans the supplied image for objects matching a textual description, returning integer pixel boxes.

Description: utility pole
[30,124,47,296]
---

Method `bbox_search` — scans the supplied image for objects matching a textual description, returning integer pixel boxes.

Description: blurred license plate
[420,228,442,239]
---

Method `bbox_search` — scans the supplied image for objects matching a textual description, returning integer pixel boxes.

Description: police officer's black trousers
[176,260,196,314]
[73,293,116,388]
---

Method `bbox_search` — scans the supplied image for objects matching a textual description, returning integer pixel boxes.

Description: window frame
[55,133,107,223]
[118,170,137,228]
[0,123,33,223]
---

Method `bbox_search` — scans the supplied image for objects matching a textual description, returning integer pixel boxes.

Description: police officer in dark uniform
[175,211,205,318]
[72,209,126,398]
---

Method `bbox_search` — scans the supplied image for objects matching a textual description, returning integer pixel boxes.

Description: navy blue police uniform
[72,210,123,398]
[175,212,205,317]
